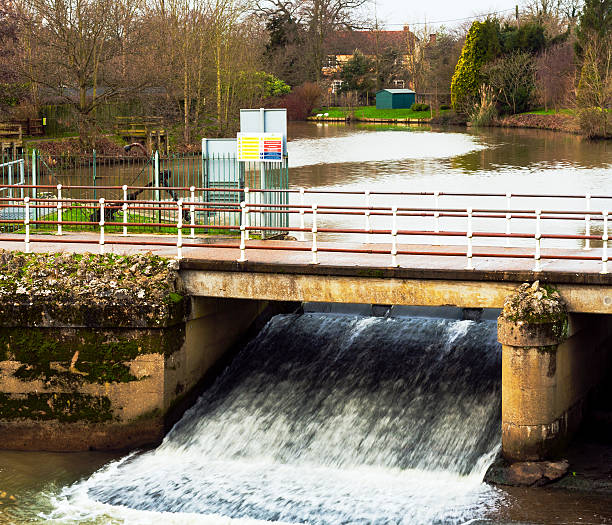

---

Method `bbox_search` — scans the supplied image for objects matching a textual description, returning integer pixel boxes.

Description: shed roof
[377,89,415,94]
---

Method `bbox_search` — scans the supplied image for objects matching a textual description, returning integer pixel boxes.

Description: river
[1,123,611,524]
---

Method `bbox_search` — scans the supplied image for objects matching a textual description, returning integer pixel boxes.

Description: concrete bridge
[0,185,610,467]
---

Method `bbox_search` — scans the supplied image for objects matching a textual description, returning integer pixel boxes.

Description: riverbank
[310,106,587,135]
[309,106,446,123]
[495,112,580,134]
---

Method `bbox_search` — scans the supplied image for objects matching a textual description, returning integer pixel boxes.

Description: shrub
[276,82,323,120]
[410,103,430,111]
[469,85,498,126]
[482,51,536,114]
[440,104,451,110]
[576,107,611,138]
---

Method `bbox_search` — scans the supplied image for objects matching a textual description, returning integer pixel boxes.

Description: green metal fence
[0,149,289,236]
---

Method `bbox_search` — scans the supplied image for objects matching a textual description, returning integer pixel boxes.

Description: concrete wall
[501,314,612,461]
[0,297,266,451]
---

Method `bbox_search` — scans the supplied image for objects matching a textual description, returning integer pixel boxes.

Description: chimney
[403,25,410,32]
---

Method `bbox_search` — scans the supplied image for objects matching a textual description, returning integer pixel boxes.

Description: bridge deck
[1,233,610,313]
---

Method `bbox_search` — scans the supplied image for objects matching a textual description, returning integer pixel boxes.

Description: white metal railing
[0,184,609,275]
[0,159,25,199]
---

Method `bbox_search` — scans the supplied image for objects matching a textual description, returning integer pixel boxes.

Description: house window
[332,79,343,93]
[393,79,405,89]
[327,55,338,68]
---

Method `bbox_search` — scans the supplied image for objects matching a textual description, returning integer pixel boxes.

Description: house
[375,89,416,109]
[323,27,436,92]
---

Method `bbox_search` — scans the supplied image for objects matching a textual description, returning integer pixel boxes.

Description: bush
[275,82,323,120]
[469,85,498,127]
[482,51,536,114]
[440,104,451,110]
[576,107,611,138]
[410,103,430,111]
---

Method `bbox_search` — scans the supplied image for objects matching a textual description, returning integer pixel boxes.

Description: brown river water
[0,122,611,524]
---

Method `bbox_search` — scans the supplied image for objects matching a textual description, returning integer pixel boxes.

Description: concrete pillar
[498,281,569,461]
[499,282,612,462]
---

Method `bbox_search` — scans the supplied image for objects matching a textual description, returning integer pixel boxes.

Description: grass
[521,108,575,116]
[312,106,451,120]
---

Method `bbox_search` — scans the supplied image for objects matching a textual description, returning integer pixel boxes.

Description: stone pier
[499,282,612,461]
[0,252,267,451]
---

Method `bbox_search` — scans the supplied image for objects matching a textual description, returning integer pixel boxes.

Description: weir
[0,251,611,471]
[49,313,503,524]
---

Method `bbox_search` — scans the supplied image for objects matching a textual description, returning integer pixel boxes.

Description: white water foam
[45,314,503,525]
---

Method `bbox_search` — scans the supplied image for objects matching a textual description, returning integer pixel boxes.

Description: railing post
[190,185,196,239]
[154,150,160,226]
[584,193,591,251]
[99,198,105,255]
[122,185,128,236]
[601,210,608,275]
[24,196,30,253]
[19,159,24,200]
[506,192,512,247]
[244,187,250,241]
[391,205,399,267]
[534,208,542,272]
[238,201,247,262]
[176,199,183,260]
[31,150,37,224]
[311,204,319,264]
[433,190,440,246]
[364,190,371,239]
[56,184,62,235]
[466,207,474,270]
[299,187,305,241]
[8,164,12,199]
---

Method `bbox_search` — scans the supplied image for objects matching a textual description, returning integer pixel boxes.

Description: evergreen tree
[575,0,612,60]
[339,50,374,96]
[450,20,501,111]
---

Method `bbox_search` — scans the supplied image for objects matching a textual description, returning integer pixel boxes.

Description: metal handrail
[0,185,608,274]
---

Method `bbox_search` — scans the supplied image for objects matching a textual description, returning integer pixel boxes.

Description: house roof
[326,29,415,55]
[377,89,415,94]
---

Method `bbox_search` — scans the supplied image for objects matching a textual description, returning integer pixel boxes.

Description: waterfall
[49,313,503,525]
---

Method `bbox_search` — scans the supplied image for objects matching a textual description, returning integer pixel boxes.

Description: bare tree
[16,0,151,140]
[483,51,536,114]
[256,0,368,81]
[0,0,24,113]
[576,31,612,137]
[535,41,575,111]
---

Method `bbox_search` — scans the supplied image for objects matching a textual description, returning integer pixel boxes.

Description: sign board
[237,133,283,162]
[202,138,239,184]
[239,108,287,156]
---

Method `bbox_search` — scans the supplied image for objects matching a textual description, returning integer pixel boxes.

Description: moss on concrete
[0,325,185,385]
[0,392,113,422]
[0,251,186,328]
[501,281,568,331]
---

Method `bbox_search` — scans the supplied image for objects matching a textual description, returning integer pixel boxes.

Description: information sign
[237,133,283,162]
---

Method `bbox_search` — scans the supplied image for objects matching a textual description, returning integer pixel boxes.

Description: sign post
[238,108,287,235]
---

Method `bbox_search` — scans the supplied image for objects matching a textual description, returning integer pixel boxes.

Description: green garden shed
[375,89,416,109]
